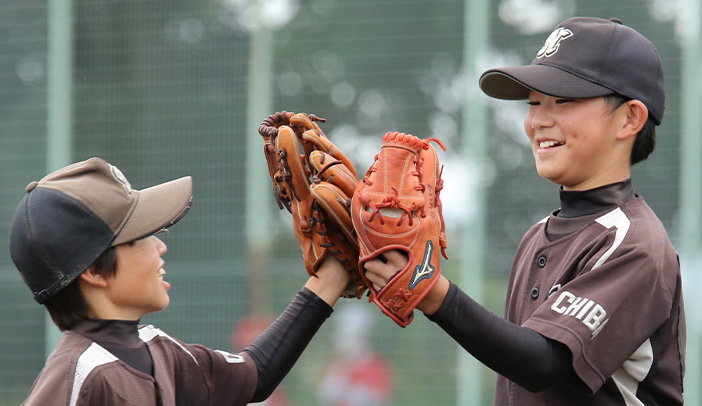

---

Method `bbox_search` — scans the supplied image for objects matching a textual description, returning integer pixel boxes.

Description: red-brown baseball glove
[259,111,365,299]
[352,132,447,326]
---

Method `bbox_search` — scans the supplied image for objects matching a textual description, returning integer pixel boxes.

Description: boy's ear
[79,267,109,288]
[618,100,648,140]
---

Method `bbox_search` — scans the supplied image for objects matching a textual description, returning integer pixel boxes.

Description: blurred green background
[0,0,700,405]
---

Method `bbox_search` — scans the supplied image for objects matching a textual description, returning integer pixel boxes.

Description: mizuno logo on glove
[409,240,435,289]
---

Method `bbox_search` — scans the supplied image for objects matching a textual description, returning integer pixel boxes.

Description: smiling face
[103,236,171,319]
[523,91,635,191]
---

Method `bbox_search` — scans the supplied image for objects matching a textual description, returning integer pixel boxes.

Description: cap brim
[479,65,615,100]
[112,176,193,245]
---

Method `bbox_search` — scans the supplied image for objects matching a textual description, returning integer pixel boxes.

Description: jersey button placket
[531,255,547,300]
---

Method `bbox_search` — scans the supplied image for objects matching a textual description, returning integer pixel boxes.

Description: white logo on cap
[536,27,573,58]
[110,165,133,195]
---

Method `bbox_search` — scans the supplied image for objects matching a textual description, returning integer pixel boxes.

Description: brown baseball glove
[259,111,365,299]
[352,132,447,326]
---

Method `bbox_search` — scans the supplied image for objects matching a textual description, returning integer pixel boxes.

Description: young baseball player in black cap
[10,157,351,405]
[364,17,685,405]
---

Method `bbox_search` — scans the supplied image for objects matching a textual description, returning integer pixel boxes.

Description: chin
[536,170,560,185]
[151,297,170,313]
[160,297,170,310]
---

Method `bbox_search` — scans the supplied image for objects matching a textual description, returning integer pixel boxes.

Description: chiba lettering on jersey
[550,290,608,339]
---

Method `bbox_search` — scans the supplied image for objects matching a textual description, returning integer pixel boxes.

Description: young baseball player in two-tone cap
[364,17,685,404]
[10,157,351,405]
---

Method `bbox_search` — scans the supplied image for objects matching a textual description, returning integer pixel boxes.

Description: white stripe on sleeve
[69,343,118,406]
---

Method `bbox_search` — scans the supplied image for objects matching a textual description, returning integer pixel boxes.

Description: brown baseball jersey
[496,193,685,405]
[22,324,258,406]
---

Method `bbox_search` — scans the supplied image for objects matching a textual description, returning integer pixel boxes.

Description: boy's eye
[555,99,574,104]
[526,101,539,106]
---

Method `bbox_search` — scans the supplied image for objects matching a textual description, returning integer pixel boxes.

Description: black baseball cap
[479,17,665,125]
[10,157,193,304]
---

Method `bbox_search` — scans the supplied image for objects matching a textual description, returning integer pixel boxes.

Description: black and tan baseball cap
[479,17,665,125]
[10,157,193,304]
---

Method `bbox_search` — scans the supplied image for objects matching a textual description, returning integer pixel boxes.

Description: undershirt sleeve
[426,282,578,393]
[243,287,333,402]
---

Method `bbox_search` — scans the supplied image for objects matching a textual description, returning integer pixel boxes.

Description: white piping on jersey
[610,339,654,406]
[593,208,630,269]
[214,349,246,364]
[139,324,199,366]
[594,208,652,404]
[70,343,118,406]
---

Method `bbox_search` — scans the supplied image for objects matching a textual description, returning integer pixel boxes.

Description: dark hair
[44,247,118,331]
[603,93,657,165]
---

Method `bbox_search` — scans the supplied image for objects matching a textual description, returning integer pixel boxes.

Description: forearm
[426,283,574,392]
[243,288,332,402]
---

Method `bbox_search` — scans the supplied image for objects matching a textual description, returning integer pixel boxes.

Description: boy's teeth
[540,140,560,148]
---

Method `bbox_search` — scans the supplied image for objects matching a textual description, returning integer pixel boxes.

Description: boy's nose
[527,110,554,132]
[155,236,168,255]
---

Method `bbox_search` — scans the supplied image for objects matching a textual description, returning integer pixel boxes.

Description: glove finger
[289,114,358,178]
[301,130,359,179]
[260,112,297,210]
[417,141,449,259]
[308,150,358,198]
[277,126,315,230]
[290,112,325,134]
[290,114,327,160]
[310,182,357,247]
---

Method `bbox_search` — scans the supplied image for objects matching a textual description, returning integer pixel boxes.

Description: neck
[558,179,635,218]
[72,318,143,346]
[80,282,145,321]
[562,170,631,192]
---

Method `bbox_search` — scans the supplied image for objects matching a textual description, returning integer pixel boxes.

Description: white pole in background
[245,0,274,316]
[46,0,74,358]
[458,0,490,404]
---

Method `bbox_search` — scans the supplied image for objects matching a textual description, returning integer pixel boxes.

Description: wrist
[417,275,450,315]
[304,255,350,306]
[304,275,346,307]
